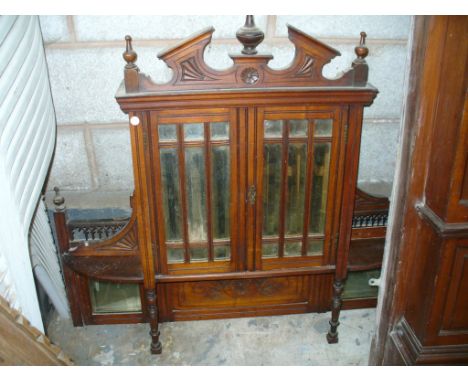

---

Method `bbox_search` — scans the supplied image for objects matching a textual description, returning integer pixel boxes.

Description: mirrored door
[254,108,342,270]
[150,109,239,274]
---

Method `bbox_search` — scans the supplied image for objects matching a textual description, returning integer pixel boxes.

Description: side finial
[352,31,369,86]
[355,31,369,60]
[123,35,140,92]
[53,186,65,212]
[236,15,264,55]
[123,35,138,69]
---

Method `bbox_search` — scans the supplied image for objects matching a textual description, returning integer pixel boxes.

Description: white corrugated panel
[30,198,69,318]
[0,16,63,331]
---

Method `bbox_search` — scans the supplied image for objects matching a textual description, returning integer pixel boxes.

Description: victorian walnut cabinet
[53,16,379,354]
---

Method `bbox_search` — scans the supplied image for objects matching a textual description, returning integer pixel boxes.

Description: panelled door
[150,108,240,275]
[253,106,345,271]
[149,105,345,275]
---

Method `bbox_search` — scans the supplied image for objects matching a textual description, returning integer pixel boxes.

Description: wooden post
[52,187,83,326]
[145,289,162,354]
[52,187,70,254]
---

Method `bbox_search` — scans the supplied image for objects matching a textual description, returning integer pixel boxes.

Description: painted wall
[40,16,411,205]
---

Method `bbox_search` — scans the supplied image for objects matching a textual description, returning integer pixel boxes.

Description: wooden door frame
[370,15,468,365]
[148,108,240,275]
[252,106,343,271]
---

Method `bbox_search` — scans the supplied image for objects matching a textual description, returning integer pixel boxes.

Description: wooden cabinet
[54,17,379,354]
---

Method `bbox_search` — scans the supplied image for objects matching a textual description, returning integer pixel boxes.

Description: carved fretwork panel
[69,220,128,243]
[121,24,371,94]
[352,188,390,228]
[69,214,139,256]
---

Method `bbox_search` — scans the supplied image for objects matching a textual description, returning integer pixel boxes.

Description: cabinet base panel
[65,272,379,325]
[157,274,334,322]
[342,297,377,310]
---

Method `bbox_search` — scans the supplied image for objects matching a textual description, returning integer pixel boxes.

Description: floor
[46,308,375,366]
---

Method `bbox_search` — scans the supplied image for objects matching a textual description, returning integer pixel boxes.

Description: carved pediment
[121,16,371,94]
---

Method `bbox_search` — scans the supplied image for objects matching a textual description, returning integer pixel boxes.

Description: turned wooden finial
[123,35,140,92]
[53,187,65,212]
[352,31,369,86]
[355,31,369,60]
[236,15,264,55]
[52,186,70,253]
[123,35,138,69]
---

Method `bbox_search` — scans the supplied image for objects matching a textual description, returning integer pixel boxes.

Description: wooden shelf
[63,254,143,282]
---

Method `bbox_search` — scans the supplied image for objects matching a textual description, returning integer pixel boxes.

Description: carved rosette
[240,67,260,85]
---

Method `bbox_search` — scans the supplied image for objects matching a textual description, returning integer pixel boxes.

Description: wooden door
[252,106,346,271]
[371,16,468,365]
[149,108,241,275]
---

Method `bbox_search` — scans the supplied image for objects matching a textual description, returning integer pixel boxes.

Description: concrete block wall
[41,15,412,207]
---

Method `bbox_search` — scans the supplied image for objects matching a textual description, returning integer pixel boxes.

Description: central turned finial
[236,15,264,55]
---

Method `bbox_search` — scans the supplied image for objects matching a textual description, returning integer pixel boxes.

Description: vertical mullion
[204,122,214,262]
[278,120,289,258]
[302,119,316,256]
[230,108,240,270]
[177,123,190,263]
[151,114,169,272]
[246,107,257,271]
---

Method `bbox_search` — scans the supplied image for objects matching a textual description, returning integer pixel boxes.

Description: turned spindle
[326,279,345,344]
[146,289,162,354]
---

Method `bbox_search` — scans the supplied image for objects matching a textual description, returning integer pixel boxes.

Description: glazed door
[150,108,240,274]
[253,106,345,271]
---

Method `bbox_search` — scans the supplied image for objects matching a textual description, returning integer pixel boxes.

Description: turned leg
[145,288,162,354]
[327,279,344,344]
